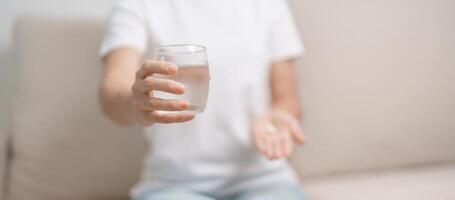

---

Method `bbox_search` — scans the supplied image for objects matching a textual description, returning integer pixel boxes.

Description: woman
[99,0,305,199]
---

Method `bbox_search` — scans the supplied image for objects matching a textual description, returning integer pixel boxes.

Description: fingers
[253,126,290,160]
[253,123,269,156]
[132,109,156,126]
[282,128,293,157]
[272,134,282,159]
[133,76,185,95]
[133,108,195,126]
[252,114,297,160]
[273,109,305,144]
[265,135,275,160]
[255,137,268,156]
[270,130,294,160]
[132,96,193,125]
[252,120,272,159]
[288,119,305,144]
[149,111,195,123]
[130,60,197,126]
[262,133,287,160]
[139,98,189,111]
[136,60,177,79]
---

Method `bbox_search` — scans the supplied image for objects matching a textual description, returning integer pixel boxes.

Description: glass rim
[154,44,206,55]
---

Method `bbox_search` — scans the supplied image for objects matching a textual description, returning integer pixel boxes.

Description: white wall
[0,0,115,112]
[0,0,115,47]
[0,0,116,90]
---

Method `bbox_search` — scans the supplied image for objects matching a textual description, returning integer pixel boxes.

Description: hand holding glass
[152,44,210,114]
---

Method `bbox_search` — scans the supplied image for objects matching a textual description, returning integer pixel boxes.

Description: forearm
[270,59,302,120]
[99,72,134,125]
[99,48,141,125]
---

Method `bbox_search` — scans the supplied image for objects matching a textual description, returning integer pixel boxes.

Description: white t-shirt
[100,0,304,198]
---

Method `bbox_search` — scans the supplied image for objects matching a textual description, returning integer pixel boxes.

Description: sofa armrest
[0,101,9,200]
[0,50,13,200]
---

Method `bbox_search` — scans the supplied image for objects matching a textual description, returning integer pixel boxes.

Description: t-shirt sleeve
[267,0,305,61]
[99,0,148,58]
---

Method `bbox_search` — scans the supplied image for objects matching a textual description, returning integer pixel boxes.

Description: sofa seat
[302,163,455,200]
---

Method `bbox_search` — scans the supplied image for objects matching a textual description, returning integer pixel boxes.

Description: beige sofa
[1,16,455,200]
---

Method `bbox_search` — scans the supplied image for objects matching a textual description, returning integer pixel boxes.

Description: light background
[1,0,455,173]
[0,0,114,156]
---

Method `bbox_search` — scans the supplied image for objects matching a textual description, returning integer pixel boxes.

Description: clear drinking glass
[153,44,210,113]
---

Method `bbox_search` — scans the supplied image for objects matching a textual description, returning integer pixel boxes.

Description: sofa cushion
[290,0,455,177]
[0,49,13,200]
[302,163,455,200]
[8,17,147,200]
[0,119,7,200]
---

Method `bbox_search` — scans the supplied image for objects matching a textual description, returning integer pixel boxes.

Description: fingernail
[179,101,189,109]
[174,83,186,93]
[168,64,178,73]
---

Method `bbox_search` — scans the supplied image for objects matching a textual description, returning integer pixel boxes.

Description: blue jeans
[135,185,305,200]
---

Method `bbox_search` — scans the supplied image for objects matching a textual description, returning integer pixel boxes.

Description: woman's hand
[131,60,195,126]
[252,109,305,160]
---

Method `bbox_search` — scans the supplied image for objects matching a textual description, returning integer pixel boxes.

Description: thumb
[288,118,305,144]
[272,109,305,144]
